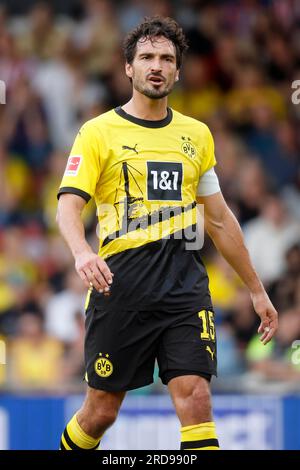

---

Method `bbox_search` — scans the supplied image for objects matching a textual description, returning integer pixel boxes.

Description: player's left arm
[196,191,278,344]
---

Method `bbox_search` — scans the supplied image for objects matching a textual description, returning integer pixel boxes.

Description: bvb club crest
[94,353,113,377]
[181,136,197,159]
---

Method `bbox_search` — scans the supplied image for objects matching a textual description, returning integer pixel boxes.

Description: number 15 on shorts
[198,310,215,342]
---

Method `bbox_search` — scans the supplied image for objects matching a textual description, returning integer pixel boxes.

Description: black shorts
[84,291,217,392]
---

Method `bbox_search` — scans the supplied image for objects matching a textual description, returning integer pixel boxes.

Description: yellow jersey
[58,107,216,311]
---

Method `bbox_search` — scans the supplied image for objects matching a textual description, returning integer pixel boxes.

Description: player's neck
[122,94,168,121]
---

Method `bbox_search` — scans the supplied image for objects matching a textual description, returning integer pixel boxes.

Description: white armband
[197,167,220,197]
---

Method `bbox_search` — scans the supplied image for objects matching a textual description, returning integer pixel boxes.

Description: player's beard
[133,77,175,99]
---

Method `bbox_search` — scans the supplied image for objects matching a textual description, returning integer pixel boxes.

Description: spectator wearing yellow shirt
[9,311,64,390]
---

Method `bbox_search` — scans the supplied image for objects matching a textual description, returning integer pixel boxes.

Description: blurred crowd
[0,0,299,393]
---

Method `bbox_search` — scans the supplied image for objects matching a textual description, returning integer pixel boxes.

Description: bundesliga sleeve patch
[65,155,82,176]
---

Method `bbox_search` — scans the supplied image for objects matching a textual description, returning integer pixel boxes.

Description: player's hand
[75,251,114,293]
[250,291,278,345]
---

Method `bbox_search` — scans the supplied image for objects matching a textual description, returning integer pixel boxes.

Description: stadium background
[0,0,299,450]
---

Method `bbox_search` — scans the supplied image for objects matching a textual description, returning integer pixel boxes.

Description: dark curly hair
[123,16,189,69]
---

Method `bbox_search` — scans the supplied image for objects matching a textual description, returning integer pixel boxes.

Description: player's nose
[150,60,162,72]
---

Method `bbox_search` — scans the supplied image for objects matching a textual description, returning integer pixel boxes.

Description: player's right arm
[56,122,113,292]
[56,193,113,292]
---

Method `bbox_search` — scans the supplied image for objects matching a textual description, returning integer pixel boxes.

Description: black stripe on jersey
[102,201,196,247]
[180,438,219,449]
[57,187,91,202]
[115,106,173,128]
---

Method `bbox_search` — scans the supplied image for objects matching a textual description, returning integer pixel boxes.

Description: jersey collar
[114,106,173,128]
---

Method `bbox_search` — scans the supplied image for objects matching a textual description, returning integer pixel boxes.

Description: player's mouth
[147,75,165,86]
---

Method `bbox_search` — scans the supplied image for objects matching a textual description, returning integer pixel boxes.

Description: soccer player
[56,17,278,450]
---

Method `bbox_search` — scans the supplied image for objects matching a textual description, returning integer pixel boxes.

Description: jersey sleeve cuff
[57,187,91,202]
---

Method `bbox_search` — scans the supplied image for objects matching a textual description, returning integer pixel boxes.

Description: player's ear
[125,62,133,79]
[175,72,179,82]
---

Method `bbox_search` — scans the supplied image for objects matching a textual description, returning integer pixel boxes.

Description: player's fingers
[90,264,111,291]
[258,319,268,334]
[259,327,270,343]
[77,269,91,289]
[264,316,278,342]
[96,258,113,285]
[83,268,103,292]
[261,327,275,345]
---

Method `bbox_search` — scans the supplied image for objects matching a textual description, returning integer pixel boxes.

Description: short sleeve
[57,123,101,202]
[200,125,216,177]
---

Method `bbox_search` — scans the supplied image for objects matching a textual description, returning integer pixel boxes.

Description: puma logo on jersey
[206,345,215,360]
[122,144,138,154]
